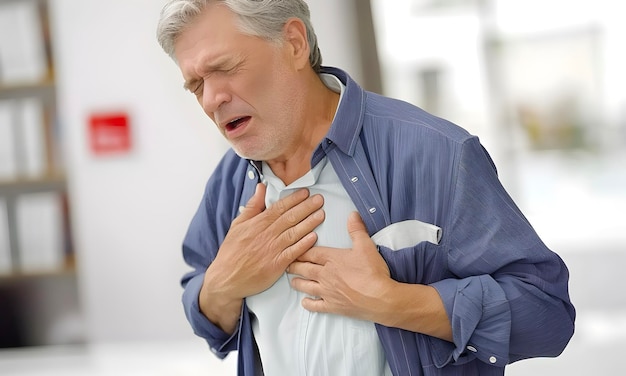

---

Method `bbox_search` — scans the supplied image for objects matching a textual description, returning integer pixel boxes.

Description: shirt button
[351,176,359,183]
[248,170,255,180]
[489,356,497,364]
[466,345,477,353]
[239,206,245,213]
[369,207,377,214]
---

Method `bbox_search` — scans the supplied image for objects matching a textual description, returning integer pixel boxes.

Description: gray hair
[156,0,322,72]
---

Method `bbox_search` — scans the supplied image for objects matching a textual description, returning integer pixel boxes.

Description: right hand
[199,183,325,333]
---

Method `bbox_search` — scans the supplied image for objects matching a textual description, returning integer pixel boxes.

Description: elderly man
[156,1,575,375]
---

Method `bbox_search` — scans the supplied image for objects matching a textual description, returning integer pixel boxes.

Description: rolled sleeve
[182,273,239,358]
[430,275,510,368]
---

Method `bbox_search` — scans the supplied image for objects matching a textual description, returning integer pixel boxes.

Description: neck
[266,71,340,185]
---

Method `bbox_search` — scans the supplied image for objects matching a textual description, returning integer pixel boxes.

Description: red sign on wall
[88,112,132,155]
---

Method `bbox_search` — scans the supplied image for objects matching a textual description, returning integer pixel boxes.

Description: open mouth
[225,116,251,132]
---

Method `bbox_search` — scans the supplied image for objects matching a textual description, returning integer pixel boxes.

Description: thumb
[347,211,370,245]
[239,183,266,219]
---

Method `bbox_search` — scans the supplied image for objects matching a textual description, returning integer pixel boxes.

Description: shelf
[0,79,55,101]
[0,174,66,196]
[0,264,76,283]
[0,0,81,350]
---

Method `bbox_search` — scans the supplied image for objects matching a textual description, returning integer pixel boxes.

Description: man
[156,1,575,375]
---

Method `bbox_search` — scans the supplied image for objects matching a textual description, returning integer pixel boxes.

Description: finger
[290,276,321,297]
[266,188,312,219]
[287,260,321,279]
[300,297,328,313]
[295,246,332,264]
[275,208,326,265]
[347,211,370,245]
[278,231,319,266]
[275,194,323,230]
[235,183,267,222]
[268,194,324,244]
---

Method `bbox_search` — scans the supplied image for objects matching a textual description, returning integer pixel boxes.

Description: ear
[283,18,310,70]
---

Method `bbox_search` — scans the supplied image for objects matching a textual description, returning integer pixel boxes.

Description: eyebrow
[182,55,243,92]
[183,79,200,92]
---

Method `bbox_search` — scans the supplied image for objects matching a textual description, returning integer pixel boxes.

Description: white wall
[50,0,363,343]
[307,1,363,82]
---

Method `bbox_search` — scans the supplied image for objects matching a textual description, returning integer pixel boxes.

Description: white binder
[0,0,47,83]
[16,191,64,273]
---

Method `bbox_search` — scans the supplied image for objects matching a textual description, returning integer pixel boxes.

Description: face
[174,3,308,162]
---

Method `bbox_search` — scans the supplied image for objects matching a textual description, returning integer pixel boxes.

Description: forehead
[173,4,249,71]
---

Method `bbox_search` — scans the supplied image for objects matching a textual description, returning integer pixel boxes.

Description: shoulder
[356,92,498,182]
[194,149,253,228]
[359,92,480,171]
[362,91,473,145]
[204,149,250,196]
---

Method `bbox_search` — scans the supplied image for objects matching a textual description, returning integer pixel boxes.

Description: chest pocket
[372,219,442,250]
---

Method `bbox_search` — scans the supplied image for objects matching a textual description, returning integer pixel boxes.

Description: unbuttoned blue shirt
[180,66,575,376]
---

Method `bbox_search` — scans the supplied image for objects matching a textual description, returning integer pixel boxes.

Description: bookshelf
[0,0,83,348]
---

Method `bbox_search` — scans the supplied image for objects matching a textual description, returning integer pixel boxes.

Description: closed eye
[183,79,202,96]
[192,80,203,96]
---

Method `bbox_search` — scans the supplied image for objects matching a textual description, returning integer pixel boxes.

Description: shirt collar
[320,66,365,157]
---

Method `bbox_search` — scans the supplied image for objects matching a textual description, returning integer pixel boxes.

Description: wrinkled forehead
[173,3,240,57]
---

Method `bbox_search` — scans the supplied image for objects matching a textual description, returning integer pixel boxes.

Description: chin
[232,146,268,162]
[231,138,281,162]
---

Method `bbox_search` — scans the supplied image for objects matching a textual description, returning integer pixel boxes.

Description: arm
[428,138,575,366]
[181,178,325,355]
[198,183,325,334]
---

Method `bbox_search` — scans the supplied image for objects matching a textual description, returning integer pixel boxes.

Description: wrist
[199,274,243,335]
[378,282,453,342]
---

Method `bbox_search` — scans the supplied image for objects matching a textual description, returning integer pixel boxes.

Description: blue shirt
[180,66,576,376]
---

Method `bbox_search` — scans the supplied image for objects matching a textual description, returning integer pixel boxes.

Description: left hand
[288,212,395,323]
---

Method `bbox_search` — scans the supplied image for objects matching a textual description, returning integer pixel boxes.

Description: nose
[200,77,231,115]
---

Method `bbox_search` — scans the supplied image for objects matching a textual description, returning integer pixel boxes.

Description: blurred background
[0,0,623,375]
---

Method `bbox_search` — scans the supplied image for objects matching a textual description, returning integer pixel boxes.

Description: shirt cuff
[430,275,511,368]
[182,274,239,358]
